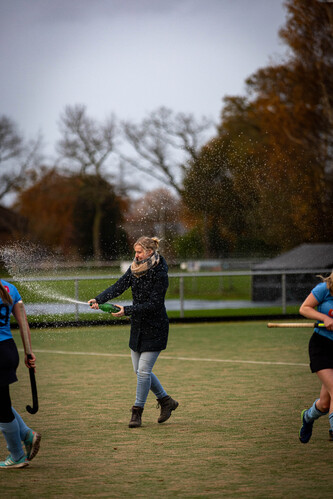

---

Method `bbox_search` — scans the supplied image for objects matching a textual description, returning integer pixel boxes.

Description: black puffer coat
[95,256,169,353]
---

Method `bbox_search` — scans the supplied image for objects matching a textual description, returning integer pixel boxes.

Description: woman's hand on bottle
[112,305,125,317]
[88,299,99,310]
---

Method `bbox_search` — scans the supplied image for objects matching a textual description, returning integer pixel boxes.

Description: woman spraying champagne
[89,236,178,428]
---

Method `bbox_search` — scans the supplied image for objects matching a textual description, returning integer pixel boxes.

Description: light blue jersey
[0,280,21,341]
[312,282,333,341]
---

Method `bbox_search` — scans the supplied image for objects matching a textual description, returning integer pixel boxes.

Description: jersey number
[0,304,10,326]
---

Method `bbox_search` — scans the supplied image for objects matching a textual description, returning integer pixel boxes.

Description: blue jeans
[131,350,167,408]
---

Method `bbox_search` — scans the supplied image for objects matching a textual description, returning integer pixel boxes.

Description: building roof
[252,243,333,270]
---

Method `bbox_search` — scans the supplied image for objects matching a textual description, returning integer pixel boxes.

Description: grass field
[1,321,331,498]
[15,305,301,326]
[7,273,300,324]
[1,267,252,302]
[6,273,252,303]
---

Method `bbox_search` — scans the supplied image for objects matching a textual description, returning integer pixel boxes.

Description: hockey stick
[17,301,39,414]
[267,322,324,328]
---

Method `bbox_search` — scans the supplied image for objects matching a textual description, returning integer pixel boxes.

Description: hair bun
[134,236,161,252]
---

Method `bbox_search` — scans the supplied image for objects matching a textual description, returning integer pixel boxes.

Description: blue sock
[11,407,31,441]
[305,399,328,423]
[329,413,333,432]
[0,420,25,461]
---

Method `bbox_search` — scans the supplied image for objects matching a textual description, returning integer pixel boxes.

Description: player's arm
[299,293,333,331]
[89,269,132,309]
[12,301,36,369]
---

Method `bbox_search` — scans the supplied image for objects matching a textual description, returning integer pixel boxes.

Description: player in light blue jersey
[0,279,41,469]
[298,272,333,443]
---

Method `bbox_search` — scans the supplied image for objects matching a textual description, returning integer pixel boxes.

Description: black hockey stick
[26,357,38,414]
[17,301,39,414]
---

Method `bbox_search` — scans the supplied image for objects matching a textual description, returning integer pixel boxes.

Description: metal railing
[7,268,330,320]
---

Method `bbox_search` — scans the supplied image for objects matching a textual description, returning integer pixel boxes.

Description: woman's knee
[136,369,151,381]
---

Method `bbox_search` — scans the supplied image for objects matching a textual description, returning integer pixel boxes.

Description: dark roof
[252,243,333,270]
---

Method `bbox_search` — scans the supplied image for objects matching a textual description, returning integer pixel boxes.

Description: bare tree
[0,115,42,202]
[122,107,214,195]
[57,104,117,175]
[57,104,118,259]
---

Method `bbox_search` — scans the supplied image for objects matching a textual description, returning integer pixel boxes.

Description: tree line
[1,0,332,260]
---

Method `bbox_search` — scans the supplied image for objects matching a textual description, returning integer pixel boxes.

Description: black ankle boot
[129,406,144,428]
[156,395,179,423]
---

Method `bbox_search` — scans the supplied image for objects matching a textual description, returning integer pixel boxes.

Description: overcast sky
[1,0,288,171]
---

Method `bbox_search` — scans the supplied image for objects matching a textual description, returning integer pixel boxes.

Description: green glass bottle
[90,303,120,313]
[99,303,121,313]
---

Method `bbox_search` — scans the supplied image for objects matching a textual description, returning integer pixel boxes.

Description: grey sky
[1,0,288,161]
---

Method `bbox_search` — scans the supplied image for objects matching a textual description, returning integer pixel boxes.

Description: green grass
[1,322,331,497]
[7,274,252,303]
[12,305,300,326]
[8,273,294,325]
[168,274,251,300]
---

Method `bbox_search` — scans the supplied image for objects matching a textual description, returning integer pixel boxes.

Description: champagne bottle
[90,303,120,313]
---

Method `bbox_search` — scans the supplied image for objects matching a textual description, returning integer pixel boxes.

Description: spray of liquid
[0,241,90,307]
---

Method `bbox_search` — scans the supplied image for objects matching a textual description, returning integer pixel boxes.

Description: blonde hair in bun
[134,236,161,253]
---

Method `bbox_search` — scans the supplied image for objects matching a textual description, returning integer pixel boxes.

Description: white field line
[20,348,308,367]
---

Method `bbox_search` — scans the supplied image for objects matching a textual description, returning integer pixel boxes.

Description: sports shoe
[329,429,333,441]
[0,454,28,469]
[24,430,41,461]
[299,409,313,443]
